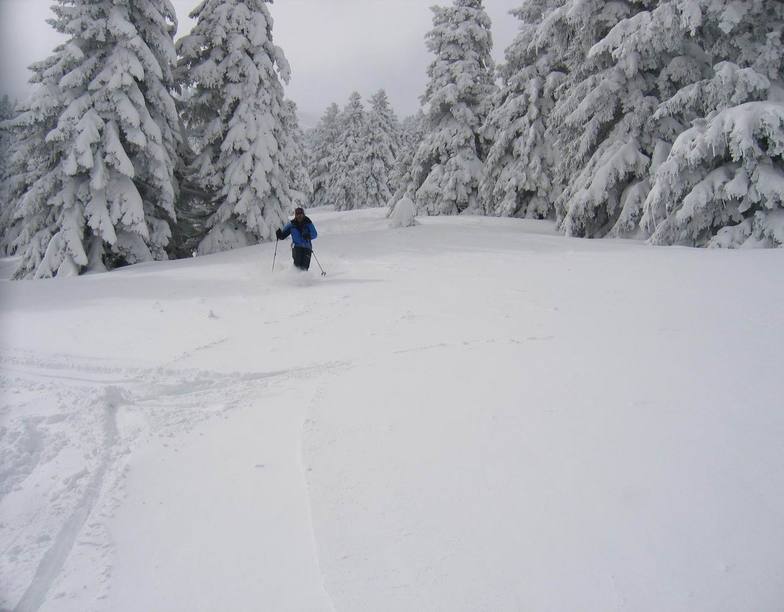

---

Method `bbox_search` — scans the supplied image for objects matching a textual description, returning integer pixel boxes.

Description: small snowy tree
[410,0,496,215]
[480,0,565,219]
[389,194,418,228]
[363,90,400,208]
[176,0,293,254]
[308,102,341,208]
[327,92,370,211]
[5,0,182,278]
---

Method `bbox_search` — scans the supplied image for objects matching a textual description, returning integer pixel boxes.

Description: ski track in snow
[301,380,339,612]
[390,335,556,356]
[11,390,119,612]
[0,348,348,611]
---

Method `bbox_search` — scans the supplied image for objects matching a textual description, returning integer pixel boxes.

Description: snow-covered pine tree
[176,0,293,255]
[363,90,400,208]
[542,0,677,239]
[281,99,313,210]
[642,0,784,248]
[308,102,341,208]
[5,0,182,278]
[0,96,14,184]
[134,0,182,226]
[479,0,565,219]
[0,89,64,266]
[0,95,19,253]
[327,92,369,211]
[6,0,179,277]
[410,0,496,215]
[387,110,427,212]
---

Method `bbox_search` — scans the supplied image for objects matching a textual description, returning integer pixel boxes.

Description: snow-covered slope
[1,207,783,611]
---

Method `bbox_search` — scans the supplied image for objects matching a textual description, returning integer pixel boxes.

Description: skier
[276,207,318,271]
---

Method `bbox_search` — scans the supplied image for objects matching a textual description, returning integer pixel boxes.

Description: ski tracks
[300,379,339,612]
[0,349,348,611]
[11,389,120,612]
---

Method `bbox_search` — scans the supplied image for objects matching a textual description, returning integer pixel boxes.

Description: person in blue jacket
[276,207,318,271]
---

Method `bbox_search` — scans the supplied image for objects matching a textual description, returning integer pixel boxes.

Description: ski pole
[312,250,326,276]
[272,238,279,272]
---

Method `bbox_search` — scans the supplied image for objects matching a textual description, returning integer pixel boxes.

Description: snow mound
[388,195,418,228]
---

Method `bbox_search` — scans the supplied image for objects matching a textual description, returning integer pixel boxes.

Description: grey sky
[0,0,521,123]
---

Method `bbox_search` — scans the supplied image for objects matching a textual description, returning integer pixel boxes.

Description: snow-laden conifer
[0,96,14,185]
[176,0,293,254]
[0,96,20,253]
[0,89,64,269]
[645,101,784,247]
[327,92,369,211]
[308,103,341,208]
[642,1,784,247]
[480,0,564,219]
[540,0,784,247]
[411,0,496,215]
[6,0,182,278]
[363,90,400,209]
[541,0,673,238]
[281,99,313,210]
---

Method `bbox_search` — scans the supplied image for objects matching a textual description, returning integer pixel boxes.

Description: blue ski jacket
[278,216,317,250]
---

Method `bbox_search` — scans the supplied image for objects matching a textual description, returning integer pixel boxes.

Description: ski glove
[275,229,284,240]
[302,230,311,240]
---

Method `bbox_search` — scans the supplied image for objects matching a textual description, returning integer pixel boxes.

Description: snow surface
[1,207,783,611]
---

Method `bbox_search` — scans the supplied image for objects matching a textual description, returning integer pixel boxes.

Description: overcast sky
[0,0,521,122]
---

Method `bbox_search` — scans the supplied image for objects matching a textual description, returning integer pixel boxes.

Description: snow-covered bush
[196,221,252,255]
[388,195,418,228]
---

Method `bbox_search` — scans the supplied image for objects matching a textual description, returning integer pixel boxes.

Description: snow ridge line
[12,390,120,612]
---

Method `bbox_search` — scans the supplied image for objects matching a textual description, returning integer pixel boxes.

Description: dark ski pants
[292,246,312,271]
